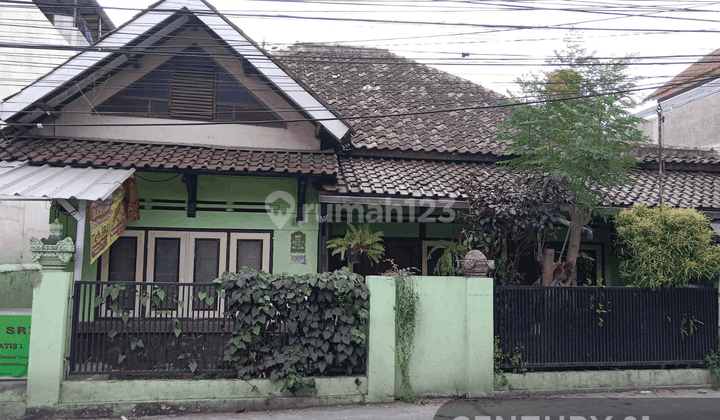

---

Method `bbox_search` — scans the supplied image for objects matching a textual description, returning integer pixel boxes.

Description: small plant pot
[348,251,362,264]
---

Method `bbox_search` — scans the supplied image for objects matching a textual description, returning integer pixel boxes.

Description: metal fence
[495,286,719,369]
[69,281,237,378]
[68,280,366,378]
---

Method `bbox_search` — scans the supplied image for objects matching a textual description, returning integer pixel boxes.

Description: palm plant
[327,223,385,266]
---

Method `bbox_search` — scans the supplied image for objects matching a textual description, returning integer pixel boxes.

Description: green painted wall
[425,221,467,239]
[330,219,467,240]
[369,275,494,398]
[0,266,39,309]
[502,369,712,393]
[57,173,322,280]
[395,276,469,396]
[59,377,366,405]
[331,221,419,238]
[26,268,73,408]
[0,381,26,420]
[366,276,395,403]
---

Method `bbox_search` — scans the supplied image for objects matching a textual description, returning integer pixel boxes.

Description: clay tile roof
[651,48,720,101]
[276,45,509,155]
[335,156,720,210]
[632,144,720,166]
[0,136,338,176]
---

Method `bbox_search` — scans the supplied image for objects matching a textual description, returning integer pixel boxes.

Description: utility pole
[656,104,665,206]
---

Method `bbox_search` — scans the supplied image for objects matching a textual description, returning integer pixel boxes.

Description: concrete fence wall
[0,261,714,419]
[0,266,497,418]
[0,264,40,310]
[367,276,495,398]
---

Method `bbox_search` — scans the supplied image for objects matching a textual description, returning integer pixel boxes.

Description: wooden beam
[182,173,198,218]
[297,177,307,222]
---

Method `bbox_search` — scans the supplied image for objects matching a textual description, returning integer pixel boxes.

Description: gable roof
[651,48,720,101]
[277,45,508,155]
[0,0,351,142]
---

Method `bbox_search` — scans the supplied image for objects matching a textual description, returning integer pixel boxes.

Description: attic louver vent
[96,45,284,127]
[170,64,215,120]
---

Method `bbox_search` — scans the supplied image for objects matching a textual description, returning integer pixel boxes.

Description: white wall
[0,0,87,102]
[0,198,50,264]
[638,87,720,150]
[0,0,85,264]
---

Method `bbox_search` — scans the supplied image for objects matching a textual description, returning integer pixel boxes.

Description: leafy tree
[464,171,566,284]
[616,205,720,289]
[496,39,648,285]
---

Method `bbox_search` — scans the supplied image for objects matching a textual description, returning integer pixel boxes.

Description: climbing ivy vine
[214,267,370,394]
[394,269,419,402]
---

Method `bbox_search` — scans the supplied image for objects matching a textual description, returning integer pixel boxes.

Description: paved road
[63,389,720,420]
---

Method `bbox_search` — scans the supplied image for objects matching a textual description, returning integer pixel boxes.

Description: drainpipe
[656,104,665,206]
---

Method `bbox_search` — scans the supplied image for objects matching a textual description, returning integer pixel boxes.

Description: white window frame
[98,229,271,318]
[146,231,228,316]
[146,231,188,283]
[99,230,145,317]
[187,232,227,315]
[229,232,271,272]
[422,240,444,276]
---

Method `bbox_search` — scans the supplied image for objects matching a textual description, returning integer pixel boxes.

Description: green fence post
[26,230,75,409]
[466,276,494,397]
[366,276,396,403]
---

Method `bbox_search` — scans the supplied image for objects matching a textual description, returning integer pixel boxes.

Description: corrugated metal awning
[0,161,135,201]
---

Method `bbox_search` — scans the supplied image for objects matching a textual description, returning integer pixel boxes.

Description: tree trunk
[564,205,584,286]
[541,248,555,285]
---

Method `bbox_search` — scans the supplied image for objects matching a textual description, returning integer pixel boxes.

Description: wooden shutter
[170,64,215,120]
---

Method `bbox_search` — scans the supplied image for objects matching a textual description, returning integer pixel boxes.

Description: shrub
[615,205,720,289]
[213,267,369,391]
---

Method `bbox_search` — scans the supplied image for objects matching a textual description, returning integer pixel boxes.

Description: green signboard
[0,313,31,377]
[290,231,306,253]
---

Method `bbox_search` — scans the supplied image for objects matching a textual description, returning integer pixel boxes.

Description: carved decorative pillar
[26,218,75,408]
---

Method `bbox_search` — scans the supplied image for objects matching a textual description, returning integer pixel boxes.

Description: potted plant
[327,223,385,268]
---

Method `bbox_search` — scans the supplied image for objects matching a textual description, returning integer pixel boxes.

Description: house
[637,48,720,149]
[0,0,350,287]
[278,45,720,284]
[0,0,114,264]
[1,0,719,289]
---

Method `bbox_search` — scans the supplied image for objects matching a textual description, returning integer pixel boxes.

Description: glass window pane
[107,237,137,310]
[426,246,444,276]
[150,100,170,115]
[98,97,149,114]
[125,69,171,99]
[216,105,234,120]
[216,70,258,105]
[108,237,137,282]
[234,108,281,123]
[154,238,181,282]
[237,240,263,271]
[154,237,181,311]
[193,239,220,283]
[194,238,221,311]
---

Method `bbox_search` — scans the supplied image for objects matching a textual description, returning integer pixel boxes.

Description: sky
[93,0,720,113]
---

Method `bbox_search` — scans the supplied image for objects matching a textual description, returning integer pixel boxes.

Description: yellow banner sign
[90,188,126,264]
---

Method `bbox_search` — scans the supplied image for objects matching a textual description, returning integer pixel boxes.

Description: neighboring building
[638,49,720,149]
[1,0,719,286]
[0,0,114,264]
[0,0,114,101]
